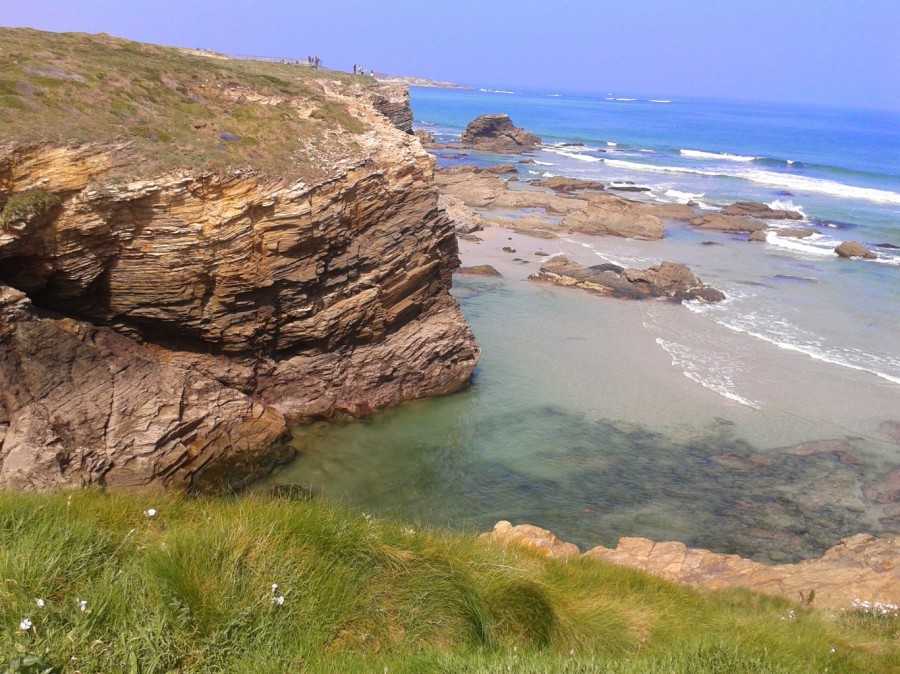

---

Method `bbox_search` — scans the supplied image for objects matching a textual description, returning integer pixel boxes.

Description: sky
[1,0,898,109]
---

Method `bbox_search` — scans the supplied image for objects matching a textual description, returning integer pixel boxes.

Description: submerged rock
[530,256,725,302]
[460,114,541,153]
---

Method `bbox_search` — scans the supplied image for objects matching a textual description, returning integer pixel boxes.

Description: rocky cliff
[0,30,479,491]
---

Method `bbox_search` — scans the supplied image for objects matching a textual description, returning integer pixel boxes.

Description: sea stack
[460,114,541,152]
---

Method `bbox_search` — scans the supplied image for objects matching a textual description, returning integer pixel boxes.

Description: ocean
[268,88,900,564]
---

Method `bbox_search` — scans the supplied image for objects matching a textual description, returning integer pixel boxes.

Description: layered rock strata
[530,256,725,303]
[460,114,541,153]
[0,77,479,490]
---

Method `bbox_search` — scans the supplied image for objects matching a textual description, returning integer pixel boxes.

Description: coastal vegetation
[2,491,897,673]
[0,28,370,181]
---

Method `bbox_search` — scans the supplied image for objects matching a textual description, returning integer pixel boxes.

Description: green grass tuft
[0,189,61,229]
[0,491,897,673]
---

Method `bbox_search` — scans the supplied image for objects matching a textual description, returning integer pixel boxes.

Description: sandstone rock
[0,286,289,491]
[0,78,481,490]
[414,129,435,145]
[562,195,665,239]
[530,256,724,302]
[460,114,541,153]
[690,213,766,232]
[480,163,518,175]
[531,176,606,193]
[479,520,580,559]
[369,82,413,133]
[438,193,484,234]
[640,202,697,221]
[749,230,768,242]
[456,265,501,277]
[584,534,900,609]
[776,228,818,238]
[723,201,803,220]
[835,241,876,259]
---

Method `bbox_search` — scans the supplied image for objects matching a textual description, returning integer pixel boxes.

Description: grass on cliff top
[1,491,897,673]
[0,28,373,182]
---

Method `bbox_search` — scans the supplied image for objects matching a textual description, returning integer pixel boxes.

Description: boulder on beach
[530,256,724,302]
[562,196,665,239]
[460,114,541,153]
[835,241,876,259]
[723,201,803,220]
[456,265,502,277]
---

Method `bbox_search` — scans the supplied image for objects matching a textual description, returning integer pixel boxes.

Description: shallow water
[269,272,900,564]
[266,91,900,563]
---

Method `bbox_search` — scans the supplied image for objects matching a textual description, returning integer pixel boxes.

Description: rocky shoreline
[482,521,900,610]
[0,34,480,491]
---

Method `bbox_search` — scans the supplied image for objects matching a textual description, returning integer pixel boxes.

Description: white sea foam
[766,199,806,217]
[544,148,604,163]
[680,149,758,162]
[664,188,704,204]
[639,148,655,153]
[607,141,618,147]
[541,171,558,178]
[686,303,900,385]
[603,159,900,205]
[764,232,836,257]
[531,160,555,166]
[655,338,761,408]
[615,98,637,102]
[479,88,516,94]
[649,99,671,104]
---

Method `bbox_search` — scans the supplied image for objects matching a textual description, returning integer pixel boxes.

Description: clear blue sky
[2,0,898,109]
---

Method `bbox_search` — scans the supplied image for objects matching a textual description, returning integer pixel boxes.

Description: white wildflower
[830,647,836,653]
[787,610,796,620]
[271,595,285,606]
[271,583,278,593]
[78,599,87,612]
[19,618,32,631]
[145,508,157,518]
[36,599,45,608]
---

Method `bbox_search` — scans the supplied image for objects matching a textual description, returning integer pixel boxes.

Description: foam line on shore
[686,302,900,385]
[604,159,900,205]
[654,337,761,409]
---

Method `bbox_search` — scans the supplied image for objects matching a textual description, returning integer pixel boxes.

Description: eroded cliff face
[0,80,480,491]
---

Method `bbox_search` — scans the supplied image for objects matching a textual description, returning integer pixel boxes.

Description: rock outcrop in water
[723,201,803,220]
[0,32,479,491]
[530,256,725,302]
[482,521,900,609]
[835,241,876,259]
[460,114,541,153]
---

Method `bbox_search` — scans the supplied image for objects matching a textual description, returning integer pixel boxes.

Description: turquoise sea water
[269,90,900,563]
